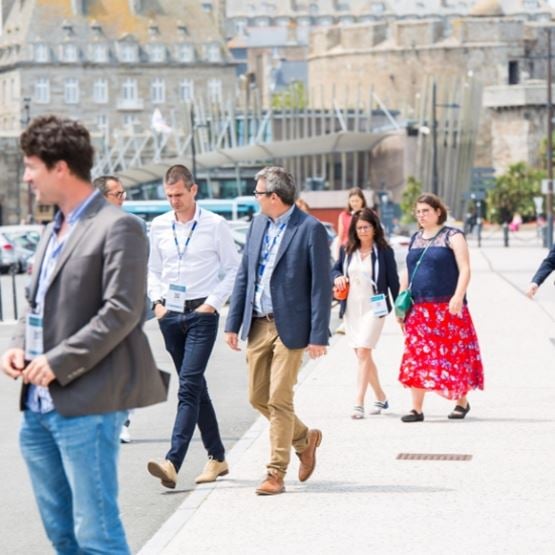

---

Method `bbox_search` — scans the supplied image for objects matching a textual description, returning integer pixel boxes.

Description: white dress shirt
[148,204,240,312]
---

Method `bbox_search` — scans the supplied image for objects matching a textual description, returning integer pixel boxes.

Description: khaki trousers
[246,318,309,477]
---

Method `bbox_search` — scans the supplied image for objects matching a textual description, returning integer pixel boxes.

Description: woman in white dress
[332,208,400,419]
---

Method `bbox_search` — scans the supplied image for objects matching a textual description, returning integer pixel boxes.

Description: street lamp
[20,96,32,222]
[546,27,554,248]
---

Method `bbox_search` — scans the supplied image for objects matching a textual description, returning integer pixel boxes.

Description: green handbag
[394,227,444,320]
[394,289,413,319]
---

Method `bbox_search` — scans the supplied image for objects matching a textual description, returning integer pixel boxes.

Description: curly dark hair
[345,207,388,255]
[20,115,94,182]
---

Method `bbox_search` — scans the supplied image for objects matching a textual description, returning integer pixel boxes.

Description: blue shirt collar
[53,189,100,233]
[269,204,295,226]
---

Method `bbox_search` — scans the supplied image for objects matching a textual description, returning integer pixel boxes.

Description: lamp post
[432,81,438,196]
[20,96,32,223]
[546,27,554,249]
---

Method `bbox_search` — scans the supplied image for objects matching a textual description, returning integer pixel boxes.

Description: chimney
[71,0,86,16]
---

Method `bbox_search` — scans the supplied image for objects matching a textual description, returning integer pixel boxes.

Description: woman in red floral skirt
[398,193,483,422]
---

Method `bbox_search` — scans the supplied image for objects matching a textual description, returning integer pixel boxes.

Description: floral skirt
[398,302,484,400]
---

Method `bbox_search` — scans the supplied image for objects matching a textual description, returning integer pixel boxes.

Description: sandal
[368,400,389,415]
[401,410,424,423]
[351,405,365,419]
[448,402,470,419]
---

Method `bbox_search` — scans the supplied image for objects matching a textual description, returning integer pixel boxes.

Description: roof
[115,130,401,186]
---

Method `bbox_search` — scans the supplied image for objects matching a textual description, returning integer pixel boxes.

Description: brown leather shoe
[147,459,177,489]
[297,429,322,482]
[255,473,285,496]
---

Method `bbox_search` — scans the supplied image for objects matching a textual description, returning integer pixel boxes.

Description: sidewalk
[141,236,555,555]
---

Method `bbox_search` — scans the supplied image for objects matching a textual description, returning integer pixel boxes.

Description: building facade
[0,0,236,223]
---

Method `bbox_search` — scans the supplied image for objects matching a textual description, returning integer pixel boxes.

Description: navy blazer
[532,244,555,287]
[331,244,400,318]
[225,206,332,349]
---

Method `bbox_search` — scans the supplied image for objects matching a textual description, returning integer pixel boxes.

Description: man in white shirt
[147,164,240,489]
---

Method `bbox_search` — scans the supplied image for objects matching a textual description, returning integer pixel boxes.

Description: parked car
[0,225,44,273]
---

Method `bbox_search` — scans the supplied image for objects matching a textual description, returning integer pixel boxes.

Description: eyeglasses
[252,189,272,197]
[356,226,372,232]
[107,191,127,200]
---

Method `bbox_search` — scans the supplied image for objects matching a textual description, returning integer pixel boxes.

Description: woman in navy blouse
[398,194,484,422]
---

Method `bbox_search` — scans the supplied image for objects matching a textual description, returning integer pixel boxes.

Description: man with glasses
[225,166,331,495]
[94,175,138,443]
[147,164,240,489]
[94,175,127,207]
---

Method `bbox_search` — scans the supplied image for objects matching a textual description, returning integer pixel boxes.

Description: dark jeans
[158,310,225,472]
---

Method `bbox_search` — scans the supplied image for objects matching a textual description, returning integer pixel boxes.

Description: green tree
[400,176,422,224]
[487,162,544,224]
[271,81,308,110]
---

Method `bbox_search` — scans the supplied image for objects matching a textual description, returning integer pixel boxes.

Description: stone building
[0,0,236,223]
[307,0,553,171]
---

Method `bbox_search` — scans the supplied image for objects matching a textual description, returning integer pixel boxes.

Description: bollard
[476,220,483,248]
[10,263,18,320]
[502,222,509,247]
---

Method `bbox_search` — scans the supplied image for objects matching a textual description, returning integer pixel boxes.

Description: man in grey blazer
[1,116,168,554]
[225,166,331,495]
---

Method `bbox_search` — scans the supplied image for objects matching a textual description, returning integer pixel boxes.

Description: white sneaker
[120,425,131,444]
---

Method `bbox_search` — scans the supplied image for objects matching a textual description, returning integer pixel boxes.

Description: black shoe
[448,402,470,419]
[401,410,424,423]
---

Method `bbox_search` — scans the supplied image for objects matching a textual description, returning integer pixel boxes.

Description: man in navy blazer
[527,243,555,298]
[225,166,331,495]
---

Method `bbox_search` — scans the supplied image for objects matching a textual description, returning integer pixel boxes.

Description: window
[122,78,138,100]
[64,78,79,103]
[179,79,194,101]
[202,2,213,12]
[149,44,166,62]
[62,43,78,62]
[508,61,519,85]
[151,78,165,104]
[96,114,108,131]
[208,78,222,102]
[207,44,221,63]
[93,79,108,103]
[120,43,138,63]
[176,43,194,63]
[91,43,108,63]
[123,114,139,126]
[34,78,50,103]
[34,44,49,62]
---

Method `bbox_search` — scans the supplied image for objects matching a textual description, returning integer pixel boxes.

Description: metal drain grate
[397,453,472,461]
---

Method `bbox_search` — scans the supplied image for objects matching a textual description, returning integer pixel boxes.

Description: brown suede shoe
[255,473,285,496]
[297,429,322,482]
[147,459,177,489]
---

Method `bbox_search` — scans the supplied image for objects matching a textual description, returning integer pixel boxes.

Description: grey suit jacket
[225,206,332,349]
[13,193,169,417]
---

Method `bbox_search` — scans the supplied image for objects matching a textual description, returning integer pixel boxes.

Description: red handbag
[333,282,349,301]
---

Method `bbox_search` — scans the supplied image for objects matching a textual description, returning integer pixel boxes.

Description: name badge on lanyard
[166,284,187,313]
[25,313,44,360]
[369,294,388,317]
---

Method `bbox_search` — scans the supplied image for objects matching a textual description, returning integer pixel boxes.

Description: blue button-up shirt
[254,204,294,316]
[27,190,100,413]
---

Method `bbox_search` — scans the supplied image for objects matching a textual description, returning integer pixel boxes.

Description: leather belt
[253,313,274,321]
[162,297,207,312]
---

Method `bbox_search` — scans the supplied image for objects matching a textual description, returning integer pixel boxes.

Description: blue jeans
[20,409,130,555]
[159,310,225,471]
